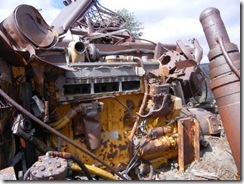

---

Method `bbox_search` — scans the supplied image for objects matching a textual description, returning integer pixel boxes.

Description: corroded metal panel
[178,117,200,172]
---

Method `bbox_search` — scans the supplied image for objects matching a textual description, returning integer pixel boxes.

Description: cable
[70,155,93,180]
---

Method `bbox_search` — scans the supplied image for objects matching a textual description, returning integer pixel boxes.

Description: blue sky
[52,0,64,9]
[0,0,241,63]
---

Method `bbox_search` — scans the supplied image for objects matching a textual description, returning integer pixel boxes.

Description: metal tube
[128,57,148,158]
[100,49,154,56]
[51,0,96,35]
[200,7,240,176]
[200,7,230,49]
[139,137,174,157]
[215,36,240,79]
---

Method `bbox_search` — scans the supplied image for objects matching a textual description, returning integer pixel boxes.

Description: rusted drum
[0,4,58,56]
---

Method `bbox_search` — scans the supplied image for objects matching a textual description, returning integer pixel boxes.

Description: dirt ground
[155,129,238,181]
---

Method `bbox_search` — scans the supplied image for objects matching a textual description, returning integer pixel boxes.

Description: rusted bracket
[178,117,200,172]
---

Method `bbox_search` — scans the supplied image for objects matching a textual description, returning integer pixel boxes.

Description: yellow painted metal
[71,163,117,180]
[140,135,178,160]
[48,94,142,169]
[47,92,182,172]
[11,67,26,82]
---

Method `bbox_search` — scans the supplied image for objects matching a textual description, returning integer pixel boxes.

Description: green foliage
[115,8,144,38]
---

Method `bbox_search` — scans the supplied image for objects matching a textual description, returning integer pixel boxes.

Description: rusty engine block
[0,0,240,180]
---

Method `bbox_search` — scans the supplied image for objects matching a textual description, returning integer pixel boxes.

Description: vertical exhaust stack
[200,8,240,177]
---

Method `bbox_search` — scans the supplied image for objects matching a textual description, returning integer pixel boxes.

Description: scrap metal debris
[0,0,240,181]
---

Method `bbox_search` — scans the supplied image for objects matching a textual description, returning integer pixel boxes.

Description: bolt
[39,165,46,171]
[55,162,61,168]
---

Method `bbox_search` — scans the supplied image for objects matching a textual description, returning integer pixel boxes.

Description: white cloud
[0,0,61,24]
[99,0,240,44]
[99,0,240,63]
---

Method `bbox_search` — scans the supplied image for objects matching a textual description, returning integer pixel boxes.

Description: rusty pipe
[0,88,127,180]
[51,0,96,35]
[128,57,148,158]
[215,36,240,79]
[129,77,148,159]
[139,136,177,158]
[148,126,172,138]
[200,7,240,176]
[134,56,145,69]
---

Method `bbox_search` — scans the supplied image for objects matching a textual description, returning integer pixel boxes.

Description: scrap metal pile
[0,0,240,180]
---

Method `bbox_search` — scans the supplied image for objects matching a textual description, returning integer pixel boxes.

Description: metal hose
[49,105,82,130]
[70,155,93,180]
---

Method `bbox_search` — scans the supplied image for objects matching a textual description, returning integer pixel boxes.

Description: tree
[115,8,144,38]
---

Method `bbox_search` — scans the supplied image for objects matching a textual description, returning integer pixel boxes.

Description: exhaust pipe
[65,41,86,64]
[200,7,240,177]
